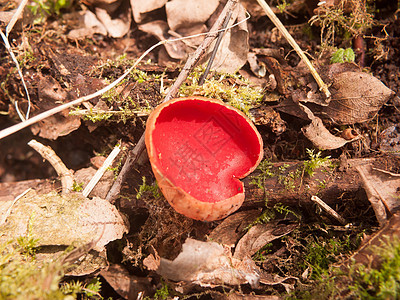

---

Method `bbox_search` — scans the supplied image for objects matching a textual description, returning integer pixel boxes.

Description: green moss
[136,177,162,200]
[179,68,264,118]
[303,149,331,177]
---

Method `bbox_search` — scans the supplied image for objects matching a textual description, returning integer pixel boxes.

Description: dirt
[1,0,400,298]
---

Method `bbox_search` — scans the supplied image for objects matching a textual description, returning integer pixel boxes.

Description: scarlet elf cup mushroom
[145,96,263,221]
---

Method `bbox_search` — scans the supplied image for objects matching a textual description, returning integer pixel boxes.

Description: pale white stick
[28,139,74,193]
[311,195,347,225]
[256,0,331,98]
[82,144,121,197]
[6,0,29,36]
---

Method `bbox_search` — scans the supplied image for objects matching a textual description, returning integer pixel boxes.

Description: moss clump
[179,68,265,118]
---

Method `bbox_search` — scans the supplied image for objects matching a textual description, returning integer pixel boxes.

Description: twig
[311,195,347,225]
[82,144,121,197]
[28,139,74,194]
[198,9,233,85]
[105,0,239,202]
[256,0,331,99]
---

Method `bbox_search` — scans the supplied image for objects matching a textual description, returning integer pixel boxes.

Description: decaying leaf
[165,0,219,32]
[135,0,249,72]
[205,3,249,73]
[94,5,131,38]
[320,71,395,125]
[356,164,400,226]
[31,75,81,140]
[100,264,153,299]
[300,104,359,150]
[157,238,261,287]
[207,210,261,246]
[234,221,298,260]
[0,189,128,252]
[67,10,108,39]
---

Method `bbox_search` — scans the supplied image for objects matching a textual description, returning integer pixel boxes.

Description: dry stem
[256,0,331,99]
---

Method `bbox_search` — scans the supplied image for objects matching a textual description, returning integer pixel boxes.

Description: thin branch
[28,139,74,194]
[82,144,121,197]
[256,0,331,99]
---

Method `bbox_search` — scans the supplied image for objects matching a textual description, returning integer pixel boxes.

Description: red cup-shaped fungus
[145,96,263,221]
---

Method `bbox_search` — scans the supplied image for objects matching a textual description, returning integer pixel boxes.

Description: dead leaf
[207,210,261,246]
[95,5,131,38]
[321,71,394,124]
[300,104,358,150]
[165,0,219,32]
[67,10,108,39]
[31,75,81,140]
[157,238,261,287]
[234,221,298,260]
[259,273,297,293]
[206,3,249,73]
[0,190,128,252]
[100,264,153,299]
[356,164,400,226]
[346,212,400,269]
[74,166,114,198]
[130,0,167,23]
[138,21,189,60]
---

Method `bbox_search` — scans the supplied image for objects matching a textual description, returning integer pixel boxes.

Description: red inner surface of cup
[151,99,261,203]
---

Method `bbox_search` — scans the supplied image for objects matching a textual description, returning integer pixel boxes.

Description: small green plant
[60,277,102,298]
[136,177,162,199]
[330,48,355,63]
[153,281,171,300]
[253,243,273,262]
[28,0,71,23]
[72,181,84,192]
[273,203,300,220]
[303,149,331,177]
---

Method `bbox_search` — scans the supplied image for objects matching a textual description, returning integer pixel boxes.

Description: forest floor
[1,0,400,299]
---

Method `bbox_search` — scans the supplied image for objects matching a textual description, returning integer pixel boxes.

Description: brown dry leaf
[356,164,400,226]
[130,0,167,23]
[259,273,297,293]
[157,238,261,287]
[95,5,131,38]
[206,3,249,73]
[207,210,261,246]
[165,0,219,32]
[345,212,400,269]
[100,264,153,299]
[234,221,298,260]
[31,75,81,140]
[0,189,128,252]
[67,10,108,38]
[321,71,394,124]
[138,21,188,60]
[300,104,358,150]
